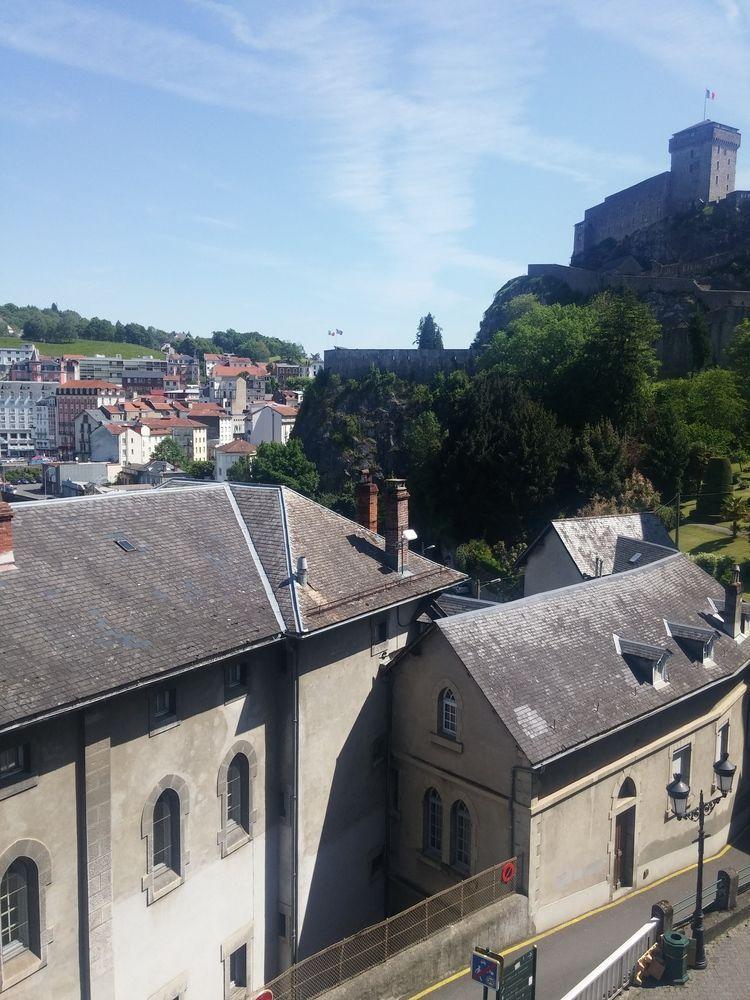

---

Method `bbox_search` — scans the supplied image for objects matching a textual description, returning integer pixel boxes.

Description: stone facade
[574,121,742,257]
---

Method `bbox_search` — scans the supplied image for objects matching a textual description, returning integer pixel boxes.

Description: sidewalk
[412,829,750,1000]
[635,918,750,998]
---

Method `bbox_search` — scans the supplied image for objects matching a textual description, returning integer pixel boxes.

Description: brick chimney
[0,502,15,573]
[356,469,379,534]
[724,563,744,638]
[384,478,410,573]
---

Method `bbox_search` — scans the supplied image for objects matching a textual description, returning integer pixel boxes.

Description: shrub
[696,457,733,517]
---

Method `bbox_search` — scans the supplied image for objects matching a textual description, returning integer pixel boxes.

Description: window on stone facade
[439,688,458,739]
[0,746,26,781]
[153,790,180,874]
[226,755,250,832]
[229,944,247,990]
[423,788,443,858]
[672,745,691,786]
[0,859,38,961]
[451,800,471,874]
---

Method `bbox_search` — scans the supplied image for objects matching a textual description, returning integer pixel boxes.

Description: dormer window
[613,635,671,688]
[664,621,719,664]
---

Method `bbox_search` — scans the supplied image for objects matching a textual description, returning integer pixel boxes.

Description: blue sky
[2,1,750,355]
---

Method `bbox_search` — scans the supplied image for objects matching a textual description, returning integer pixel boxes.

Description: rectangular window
[278,912,287,939]
[229,945,247,989]
[672,745,691,785]
[154,689,176,719]
[224,661,247,700]
[0,746,24,779]
[716,722,730,762]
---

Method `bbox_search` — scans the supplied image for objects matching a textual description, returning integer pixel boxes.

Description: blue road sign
[471,950,502,990]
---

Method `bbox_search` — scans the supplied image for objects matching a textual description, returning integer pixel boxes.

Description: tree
[642,398,691,496]
[455,538,525,600]
[721,495,748,537]
[576,470,661,517]
[415,313,443,350]
[726,319,750,398]
[576,291,660,433]
[152,437,187,467]
[575,420,628,498]
[441,371,571,542]
[184,459,214,480]
[696,457,733,517]
[237,439,320,496]
[688,310,712,371]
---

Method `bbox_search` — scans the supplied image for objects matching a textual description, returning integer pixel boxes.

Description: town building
[517,512,676,596]
[55,381,123,458]
[573,121,743,257]
[214,439,257,482]
[34,395,57,453]
[0,481,461,997]
[389,553,748,931]
[248,403,297,446]
[137,418,208,462]
[0,343,38,371]
[10,354,80,383]
[0,381,57,458]
[209,364,270,410]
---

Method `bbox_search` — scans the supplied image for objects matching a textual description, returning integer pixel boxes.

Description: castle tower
[668,121,741,211]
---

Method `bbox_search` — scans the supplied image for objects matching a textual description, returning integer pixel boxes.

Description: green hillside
[0,336,164,359]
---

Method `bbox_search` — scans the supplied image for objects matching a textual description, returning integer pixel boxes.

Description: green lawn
[673,523,750,561]
[0,336,164,359]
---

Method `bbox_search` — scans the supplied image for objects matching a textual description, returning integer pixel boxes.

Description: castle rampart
[324,347,473,380]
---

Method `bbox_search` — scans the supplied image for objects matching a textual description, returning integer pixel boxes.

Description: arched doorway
[614,779,636,889]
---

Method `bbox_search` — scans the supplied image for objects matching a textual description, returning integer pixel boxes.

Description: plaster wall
[294,603,422,958]
[105,645,280,999]
[530,680,748,931]
[522,530,582,596]
[390,636,527,909]
[0,715,81,999]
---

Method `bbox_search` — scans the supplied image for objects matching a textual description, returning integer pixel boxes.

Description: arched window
[226,754,250,833]
[451,801,472,873]
[439,688,458,739]
[618,778,636,799]
[423,788,443,857]
[1,859,37,960]
[153,789,181,875]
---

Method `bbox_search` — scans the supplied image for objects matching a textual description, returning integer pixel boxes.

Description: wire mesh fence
[262,856,520,1000]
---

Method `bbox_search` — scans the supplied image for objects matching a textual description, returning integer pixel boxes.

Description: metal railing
[262,856,520,1000]
[672,878,720,928]
[737,862,750,893]
[558,917,660,1000]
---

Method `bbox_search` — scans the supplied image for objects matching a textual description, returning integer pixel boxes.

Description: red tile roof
[215,439,257,454]
[212,364,269,378]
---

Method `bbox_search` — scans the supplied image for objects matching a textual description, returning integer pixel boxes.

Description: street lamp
[666,752,737,969]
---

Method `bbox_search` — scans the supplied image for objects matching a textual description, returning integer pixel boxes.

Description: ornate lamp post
[666,752,737,969]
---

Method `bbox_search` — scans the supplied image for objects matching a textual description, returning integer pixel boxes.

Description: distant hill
[0,336,164,359]
[0,302,306,363]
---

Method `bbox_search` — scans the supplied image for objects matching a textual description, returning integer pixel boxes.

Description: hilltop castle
[573,120,742,258]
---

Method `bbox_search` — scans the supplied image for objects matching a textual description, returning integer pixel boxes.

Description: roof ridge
[552,511,664,525]
[10,482,223,512]
[437,551,688,629]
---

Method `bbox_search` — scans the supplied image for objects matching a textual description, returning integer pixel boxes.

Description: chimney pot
[296,555,309,587]
[384,478,410,573]
[0,501,15,573]
[724,563,744,638]
[356,469,379,534]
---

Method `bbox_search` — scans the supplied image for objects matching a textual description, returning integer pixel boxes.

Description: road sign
[499,946,536,1000]
[471,947,503,991]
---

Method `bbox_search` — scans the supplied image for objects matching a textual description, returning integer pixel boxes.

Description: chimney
[384,478,410,574]
[356,469,379,534]
[296,555,309,587]
[0,502,15,573]
[724,563,744,638]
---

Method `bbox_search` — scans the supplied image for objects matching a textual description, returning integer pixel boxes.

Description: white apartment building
[35,396,58,453]
[0,343,38,369]
[248,404,297,446]
[0,380,57,457]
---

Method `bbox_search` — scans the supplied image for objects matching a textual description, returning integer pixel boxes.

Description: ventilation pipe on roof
[296,555,309,587]
[0,501,15,573]
[356,469,379,533]
[724,563,744,638]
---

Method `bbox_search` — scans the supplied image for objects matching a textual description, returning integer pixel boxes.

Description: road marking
[409,838,736,998]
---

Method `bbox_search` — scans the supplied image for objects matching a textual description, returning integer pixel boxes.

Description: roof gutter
[532,657,750,771]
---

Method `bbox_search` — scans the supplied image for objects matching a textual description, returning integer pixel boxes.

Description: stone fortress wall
[574,121,742,258]
[324,347,473,380]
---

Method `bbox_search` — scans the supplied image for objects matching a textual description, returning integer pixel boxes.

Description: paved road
[412,832,750,1000]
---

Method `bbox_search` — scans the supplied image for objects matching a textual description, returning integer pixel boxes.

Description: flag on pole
[705,88,716,100]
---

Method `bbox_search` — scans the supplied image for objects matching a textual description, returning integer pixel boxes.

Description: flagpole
[704,91,707,120]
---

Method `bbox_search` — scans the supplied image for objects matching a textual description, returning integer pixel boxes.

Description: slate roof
[612,536,678,574]
[0,487,284,732]
[520,513,675,579]
[0,484,462,730]
[436,554,749,765]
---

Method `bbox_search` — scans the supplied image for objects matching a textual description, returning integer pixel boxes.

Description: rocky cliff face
[477,199,750,374]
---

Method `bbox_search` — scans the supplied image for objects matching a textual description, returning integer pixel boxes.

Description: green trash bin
[662,930,690,985]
